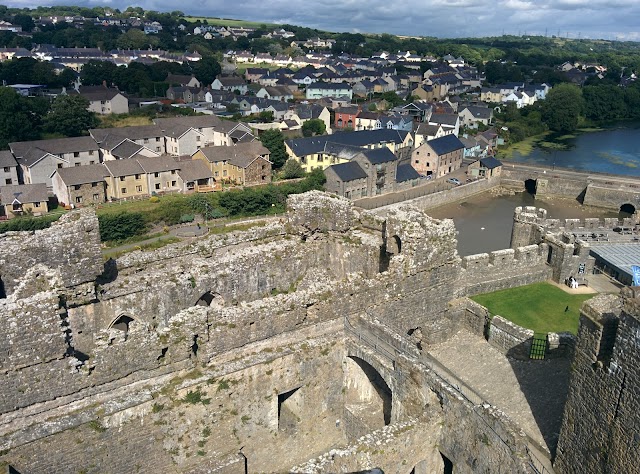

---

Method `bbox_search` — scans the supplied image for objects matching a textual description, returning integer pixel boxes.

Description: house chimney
[102,80,107,88]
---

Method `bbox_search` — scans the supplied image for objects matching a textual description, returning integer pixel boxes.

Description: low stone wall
[488,316,533,359]
[359,177,499,212]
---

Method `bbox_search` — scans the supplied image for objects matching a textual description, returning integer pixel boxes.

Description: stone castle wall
[0,191,599,473]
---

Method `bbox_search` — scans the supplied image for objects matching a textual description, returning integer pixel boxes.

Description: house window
[196,136,201,142]
[100,100,106,105]
[57,164,63,169]
[74,184,81,190]
[144,138,149,144]
[75,196,82,203]
[120,176,125,181]
[155,183,160,190]
[156,147,161,152]
[136,185,142,192]
[214,171,219,177]
[74,152,79,157]
[3,167,9,172]
[75,163,81,167]
[93,194,100,201]
[154,172,159,178]
[34,202,40,208]
[121,188,127,194]
[156,137,160,142]
[170,170,176,175]
[92,182,98,187]
[5,178,11,185]
[89,150,94,155]
[223,170,227,177]
[90,161,95,165]
[135,174,141,180]
[171,181,176,186]
[415,160,419,164]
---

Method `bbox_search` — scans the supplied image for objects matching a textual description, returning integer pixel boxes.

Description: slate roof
[197,142,270,165]
[286,129,409,157]
[112,139,145,159]
[136,155,181,173]
[0,183,48,204]
[10,136,98,160]
[0,150,18,168]
[55,164,108,186]
[396,163,421,182]
[72,85,124,102]
[103,159,145,177]
[461,106,492,120]
[426,135,465,155]
[359,147,397,165]
[429,113,459,127]
[90,126,164,145]
[177,160,214,182]
[309,82,352,90]
[479,156,502,169]
[328,161,367,182]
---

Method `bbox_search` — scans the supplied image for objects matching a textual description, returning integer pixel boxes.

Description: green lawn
[471,282,595,334]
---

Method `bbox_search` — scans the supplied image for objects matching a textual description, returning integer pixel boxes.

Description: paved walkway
[427,330,571,457]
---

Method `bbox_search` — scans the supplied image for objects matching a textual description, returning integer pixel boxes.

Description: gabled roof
[480,156,503,169]
[286,129,409,158]
[328,161,367,182]
[90,126,164,146]
[103,158,145,177]
[136,155,181,173]
[197,141,270,165]
[72,85,124,102]
[425,135,465,155]
[177,159,214,182]
[112,139,146,159]
[359,147,397,165]
[10,136,98,159]
[309,82,352,90]
[55,163,108,186]
[1,183,48,204]
[0,150,18,168]
[460,106,492,120]
[429,113,459,127]
[396,163,420,182]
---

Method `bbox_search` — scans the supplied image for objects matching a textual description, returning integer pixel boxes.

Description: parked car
[447,177,461,186]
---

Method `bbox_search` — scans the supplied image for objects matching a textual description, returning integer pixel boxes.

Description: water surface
[426,192,618,256]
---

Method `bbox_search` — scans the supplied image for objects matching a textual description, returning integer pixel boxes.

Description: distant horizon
[4,1,640,43]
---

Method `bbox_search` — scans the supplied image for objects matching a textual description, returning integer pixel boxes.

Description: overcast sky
[8,0,640,41]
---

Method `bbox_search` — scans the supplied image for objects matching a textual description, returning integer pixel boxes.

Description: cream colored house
[103,159,149,200]
[1,184,49,218]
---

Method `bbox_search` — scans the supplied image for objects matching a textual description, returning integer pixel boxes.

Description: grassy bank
[471,282,594,334]
[184,16,278,29]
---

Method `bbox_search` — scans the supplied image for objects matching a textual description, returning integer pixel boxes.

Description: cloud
[4,0,639,39]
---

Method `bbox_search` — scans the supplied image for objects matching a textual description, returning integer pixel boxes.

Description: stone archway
[524,178,537,196]
[619,203,636,217]
[109,315,134,341]
[344,355,392,431]
[195,291,224,307]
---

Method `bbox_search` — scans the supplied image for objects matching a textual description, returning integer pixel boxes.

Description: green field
[184,16,278,29]
[471,282,595,334]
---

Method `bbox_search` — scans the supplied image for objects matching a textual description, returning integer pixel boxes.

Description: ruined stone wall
[0,209,102,296]
[554,291,640,474]
[0,191,575,473]
[458,245,552,296]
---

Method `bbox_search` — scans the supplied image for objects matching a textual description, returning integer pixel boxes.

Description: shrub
[98,212,148,242]
[180,214,194,223]
[0,214,62,235]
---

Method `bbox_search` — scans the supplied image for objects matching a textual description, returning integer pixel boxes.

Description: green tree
[0,87,43,149]
[259,129,288,169]
[98,212,148,242]
[44,95,99,137]
[542,84,584,133]
[301,118,326,137]
[281,159,305,179]
[582,85,626,121]
[192,56,221,84]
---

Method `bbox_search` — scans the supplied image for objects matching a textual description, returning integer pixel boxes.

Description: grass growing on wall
[471,282,595,334]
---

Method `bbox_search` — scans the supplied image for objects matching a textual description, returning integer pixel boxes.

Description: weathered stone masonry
[1,191,637,473]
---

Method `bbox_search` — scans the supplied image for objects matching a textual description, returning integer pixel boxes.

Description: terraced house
[285,129,413,173]
[192,141,271,186]
[9,137,100,189]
